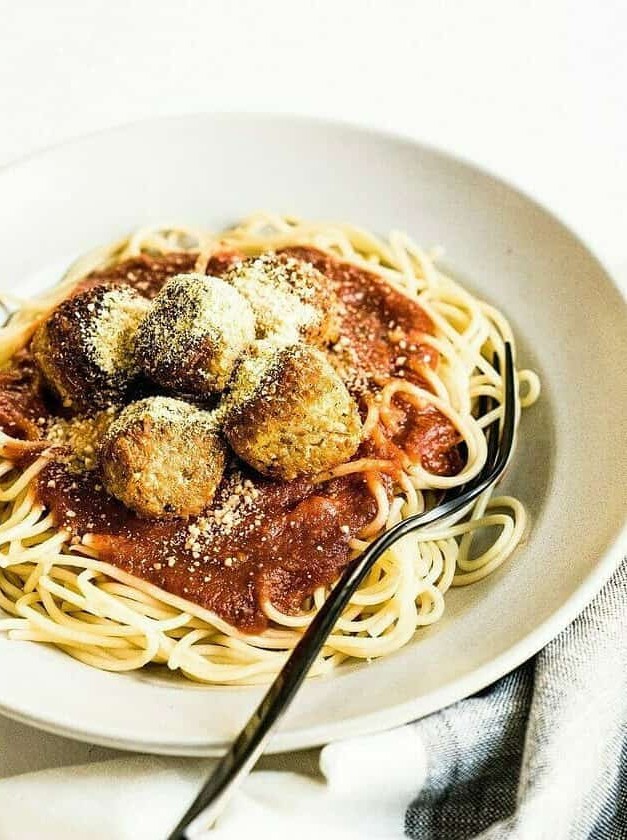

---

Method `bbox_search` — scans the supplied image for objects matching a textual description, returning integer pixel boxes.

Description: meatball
[223,254,340,345]
[31,283,150,412]
[100,397,226,518]
[223,342,362,480]
[134,273,256,395]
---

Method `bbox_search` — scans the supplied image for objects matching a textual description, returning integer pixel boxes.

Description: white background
[2,0,626,273]
[0,0,625,780]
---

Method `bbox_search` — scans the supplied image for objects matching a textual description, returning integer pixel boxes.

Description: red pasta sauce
[1,248,462,632]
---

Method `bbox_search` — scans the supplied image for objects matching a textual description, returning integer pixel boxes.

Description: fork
[167,342,516,839]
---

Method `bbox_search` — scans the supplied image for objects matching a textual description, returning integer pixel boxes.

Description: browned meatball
[100,397,226,518]
[223,254,341,346]
[31,283,149,412]
[134,273,256,395]
[223,342,362,480]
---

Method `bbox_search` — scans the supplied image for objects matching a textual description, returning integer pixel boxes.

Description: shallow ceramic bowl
[0,114,625,754]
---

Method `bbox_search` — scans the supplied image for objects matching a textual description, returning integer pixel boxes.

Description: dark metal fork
[167,342,516,839]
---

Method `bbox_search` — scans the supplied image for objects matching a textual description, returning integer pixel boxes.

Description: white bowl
[0,114,625,755]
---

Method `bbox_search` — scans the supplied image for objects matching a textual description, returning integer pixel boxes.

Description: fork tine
[495,342,516,473]
[436,349,502,504]
[469,351,500,494]
[483,351,501,469]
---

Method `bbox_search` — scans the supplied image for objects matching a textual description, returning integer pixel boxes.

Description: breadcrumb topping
[223,343,363,480]
[46,407,118,473]
[134,273,256,392]
[223,254,321,343]
[329,334,371,394]
[100,396,227,519]
[184,469,262,559]
[87,287,150,376]
[105,395,220,437]
[31,282,150,411]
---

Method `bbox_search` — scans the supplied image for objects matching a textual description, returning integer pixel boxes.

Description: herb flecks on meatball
[223,342,362,480]
[100,396,226,519]
[134,273,256,396]
[223,254,340,346]
[32,283,149,412]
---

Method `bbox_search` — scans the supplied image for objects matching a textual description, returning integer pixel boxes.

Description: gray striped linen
[405,559,626,840]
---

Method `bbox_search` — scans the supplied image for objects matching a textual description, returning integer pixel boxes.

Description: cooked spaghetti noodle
[0,214,540,684]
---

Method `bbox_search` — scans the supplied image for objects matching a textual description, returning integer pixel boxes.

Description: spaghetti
[0,214,540,684]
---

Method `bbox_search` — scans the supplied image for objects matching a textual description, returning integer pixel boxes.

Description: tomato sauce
[1,248,461,631]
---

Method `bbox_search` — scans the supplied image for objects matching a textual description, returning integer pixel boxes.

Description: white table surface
[1,0,625,781]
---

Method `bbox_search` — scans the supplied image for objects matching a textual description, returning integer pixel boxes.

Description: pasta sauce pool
[1,249,462,632]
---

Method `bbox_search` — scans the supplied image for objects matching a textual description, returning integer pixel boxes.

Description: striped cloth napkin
[404,557,627,840]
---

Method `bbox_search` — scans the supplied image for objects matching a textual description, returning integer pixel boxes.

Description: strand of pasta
[0,215,539,684]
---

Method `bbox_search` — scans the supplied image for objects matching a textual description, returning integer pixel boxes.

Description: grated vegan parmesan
[184,469,262,557]
[134,273,256,393]
[223,254,323,343]
[32,282,150,412]
[104,395,221,438]
[87,287,150,376]
[46,406,118,473]
[100,396,227,519]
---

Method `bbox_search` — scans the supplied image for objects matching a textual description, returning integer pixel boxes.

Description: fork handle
[166,533,392,838]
